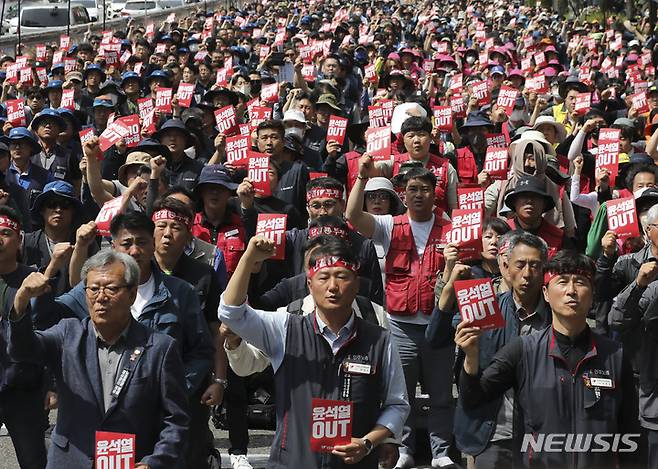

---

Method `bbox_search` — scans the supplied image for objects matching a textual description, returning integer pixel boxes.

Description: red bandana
[543,270,593,286]
[152,209,192,231]
[0,216,20,234]
[306,187,344,202]
[308,256,359,278]
[308,226,349,240]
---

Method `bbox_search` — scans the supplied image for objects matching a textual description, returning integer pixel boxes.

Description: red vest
[392,153,451,211]
[508,218,563,259]
[345,151,362,195]
[456,147,479,186]
[192,212,246,276]
[385,214,449,316]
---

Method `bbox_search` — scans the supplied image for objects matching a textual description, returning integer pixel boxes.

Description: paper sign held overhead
[484,146,509,180]
[247,151,271,196]
[365,127,391,161]
[454,278,505,330]
[327,116,348,145]
[256,214,287,260]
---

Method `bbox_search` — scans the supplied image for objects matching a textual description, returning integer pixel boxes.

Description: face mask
[242,45,251,54]
[466,56,476,64]
[238,84,251,96]
[285,127,304,140]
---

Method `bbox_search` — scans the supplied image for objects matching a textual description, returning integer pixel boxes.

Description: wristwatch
[212,374,228,388]
[362,438,374,455]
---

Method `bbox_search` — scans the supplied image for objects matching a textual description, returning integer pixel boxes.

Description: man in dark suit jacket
[7,248,190,469]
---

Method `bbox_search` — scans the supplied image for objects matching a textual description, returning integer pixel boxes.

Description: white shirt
[131,274,155,320]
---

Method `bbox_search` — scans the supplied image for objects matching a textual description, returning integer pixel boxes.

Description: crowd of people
[2,0,658,468]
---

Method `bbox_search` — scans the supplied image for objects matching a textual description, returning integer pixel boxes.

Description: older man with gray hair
[8,249,190,469]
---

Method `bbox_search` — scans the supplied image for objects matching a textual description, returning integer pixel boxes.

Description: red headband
[308,255,359,278]
[543,270,593,286]
[306,187,344,202]
[152,209,192,231]
[0,216,20,234]
[308,226,349,240]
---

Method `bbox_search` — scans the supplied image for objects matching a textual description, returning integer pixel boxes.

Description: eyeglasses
[366,192,390,201]
[85,284,131,298]
[309,200,338,210]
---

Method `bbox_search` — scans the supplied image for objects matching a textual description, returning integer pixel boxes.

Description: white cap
[390,103,428,134]
[283,109,307,124]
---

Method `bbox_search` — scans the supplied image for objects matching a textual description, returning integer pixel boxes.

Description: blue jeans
[389,318,455,459]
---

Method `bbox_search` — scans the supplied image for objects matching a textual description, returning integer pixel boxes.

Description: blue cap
[195,164,239,191]
[84,64,106,81]
[153,119,192,144]
[56,108,80,131]
[8,127,42,155]
[52,62,65,71]
[300,15,312,25]
[178,47,189,54]
[146,70,171,86]
[31,108,65,130]
[128,137,171,160]
[31,180,82,214]
[93,97,114,108]
[121,71,140,85]
[490,65,506,76]
[45,79,63,90]
[460,111,494,129]
[161,34,173,42]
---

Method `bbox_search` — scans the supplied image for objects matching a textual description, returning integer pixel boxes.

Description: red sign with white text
[365,127,391,161]
[214,106,239,136]
[606,197,640,241]
[98,121,130,152]
[260,83,279,104]
[95,431,135,469]
[327,116,348,145]
[442,209,483,261]
[310,398,352,452]
[176,82,194,108]
[256,213,287,260]
[95,197,126,236]
[596,128,620,186]
[631,91,650,115]
[155,88,173,114]
[225,135,251,167]
[484,146,509,180]
[247,152,271,196]
[432,106,453,132]
[116,115,141,148]
[574,93,591,116]
[248,106,272,130]
[61,89,75,111]
[6,99,26,127]
[496,86,519,117]
[457,188,485,210]
[471,80,490,106]
[454,278,505,330]
[368,106,386,128]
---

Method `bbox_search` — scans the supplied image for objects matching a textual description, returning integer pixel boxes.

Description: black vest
[517,327,625,469]
[268,313,388,469]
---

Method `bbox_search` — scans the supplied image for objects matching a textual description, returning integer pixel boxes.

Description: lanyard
[110,346,144,400]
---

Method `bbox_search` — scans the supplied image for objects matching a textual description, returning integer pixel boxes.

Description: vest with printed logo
[385,214,448,316]
[392,153,450,211]
[456,147,479,186]
[191,212,245,276]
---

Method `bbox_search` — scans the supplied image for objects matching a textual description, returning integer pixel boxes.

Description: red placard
[367,106,386,128]
[79,128,96,147]
[6,99,26,127]
[137,98,153,118]
[95,197,126,236]
[327,116,348,145]
[116,115,141,148]
[155,88,173,114]
[450,95,466,119]
[449,74,463,93]
[485,133,507,148]
[574,93,591,116]
[225,135,251,167]
[432,106,453,132]
[526,74,548,94]
[52,50,63,65]
[36,44,47,62]
[239,124,250,136]
[442,209,483,261]
[454,278,505,330]
[214,105,239,136]
[98,121,130,152]
[457,188,485,210]
[496,86,519,117]
[247,152,271,196]
[310,398,352,453]
[60,35,70,51]
[606,197,640,241]
[61,89,75,111]
[248,106,272,130]
[423,59,435,73]
[301,64,317,82]
[215,67,230,87]
[260,83,279,103]
[521,57,533,72]
[484,146,509,180]
[19,67,33,86]
[596,128,620,187]
[176,82,194,108]
[104,51,119,67]
[365,127,391,161]
[36,67,48,85]
[471,80,490,106]
[310,172,329,179]
[155,43,167,54]
[255,213,287,260]
[95,431,135,469]
[380,99,394,126]
[631,91,650,115]
[534,51,546,68]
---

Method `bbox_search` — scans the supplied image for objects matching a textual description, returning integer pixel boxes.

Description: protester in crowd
[9,249,190,469]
